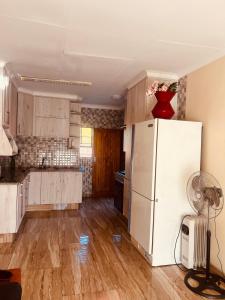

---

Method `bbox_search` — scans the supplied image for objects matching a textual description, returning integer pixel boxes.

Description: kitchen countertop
[0,166,83,184]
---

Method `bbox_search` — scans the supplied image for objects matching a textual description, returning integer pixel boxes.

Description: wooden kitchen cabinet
[34,116,69,138]
[28,172,42,205]
[125,77,150,125]
[27,171,82,206]
[0,75,18,155]
[61,171,82,204]
[16,176,29,230]
[17,93,71,138]
[16,184,23,231]
[17,92,34,136]
[0,176,28,235]
[2,79,18,133]
[34,97,70,119]
[41,172,62,204]
[9,82,18,137]
[0,185,18,234]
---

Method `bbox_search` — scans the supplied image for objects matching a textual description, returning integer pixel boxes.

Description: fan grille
[187,171,223,219]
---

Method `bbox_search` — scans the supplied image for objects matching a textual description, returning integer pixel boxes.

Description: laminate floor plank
[0,198,203,299]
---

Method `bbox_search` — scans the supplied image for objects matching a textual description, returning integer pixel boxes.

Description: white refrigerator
[130,118,202,266]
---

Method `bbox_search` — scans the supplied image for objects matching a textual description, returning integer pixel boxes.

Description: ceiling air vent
[18,75,92,87]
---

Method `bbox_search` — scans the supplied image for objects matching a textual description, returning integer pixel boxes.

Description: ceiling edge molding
[81,103,124,110]
[17,87,82,101]
[127,70,179,90]
[146,70,179,80]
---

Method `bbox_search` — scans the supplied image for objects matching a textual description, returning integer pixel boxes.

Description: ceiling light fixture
[18,74,92,87]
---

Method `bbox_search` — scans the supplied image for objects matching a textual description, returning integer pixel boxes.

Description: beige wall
[186,55,225,270]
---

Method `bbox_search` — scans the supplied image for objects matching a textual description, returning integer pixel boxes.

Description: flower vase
[152,91,175,119]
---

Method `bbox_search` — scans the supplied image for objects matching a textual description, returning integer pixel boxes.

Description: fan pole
[206,229,211,280]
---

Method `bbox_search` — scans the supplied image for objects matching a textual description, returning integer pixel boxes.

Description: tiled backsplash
[81,107,124,128]
[15,136,80,168]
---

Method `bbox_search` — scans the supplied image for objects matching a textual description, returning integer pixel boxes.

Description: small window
[80,127,93,158]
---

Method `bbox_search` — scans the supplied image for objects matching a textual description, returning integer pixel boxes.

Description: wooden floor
[0,198,203,300]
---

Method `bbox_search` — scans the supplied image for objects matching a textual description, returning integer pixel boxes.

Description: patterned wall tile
[80,157,93,197]
[177,76,187,120]
[15,136,80,168]
[81,107,124,129]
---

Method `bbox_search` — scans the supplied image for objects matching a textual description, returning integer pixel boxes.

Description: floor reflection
[112,233,122,244]
[78,234,89,263]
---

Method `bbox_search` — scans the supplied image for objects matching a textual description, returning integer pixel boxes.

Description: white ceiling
[1,0,225,106]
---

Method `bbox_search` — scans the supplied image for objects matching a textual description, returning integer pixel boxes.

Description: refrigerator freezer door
[132,120,157,200]
[130,191,154,253]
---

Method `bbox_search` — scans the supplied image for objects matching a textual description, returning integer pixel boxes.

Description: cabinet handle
[148,124,153,128]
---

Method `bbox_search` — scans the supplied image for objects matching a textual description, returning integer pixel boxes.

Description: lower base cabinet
[28,171,82,206]
[0,170,82,238]
[0,176,28,235]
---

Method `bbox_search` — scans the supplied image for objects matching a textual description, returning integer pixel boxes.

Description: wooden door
[93,129,122,197]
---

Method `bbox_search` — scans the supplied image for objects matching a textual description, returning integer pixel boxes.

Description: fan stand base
[185,269,225,299]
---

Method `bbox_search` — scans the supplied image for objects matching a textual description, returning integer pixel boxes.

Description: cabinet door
[16,184,23,231]
[17,92,34,136]
[35,97,69,119]
[28,172,42,205]
[41,172,62,204]
[126,91,132,126]
[0,185,17,233]
[9,82,18,136]
[2,78,10,128]
[61,172,82,204]
[124,126,132,180]
[123,178,130,218]
[135,78,147,122]
[34,117,69,138]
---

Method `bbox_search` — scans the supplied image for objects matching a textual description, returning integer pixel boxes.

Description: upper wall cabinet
[0,70,18,156]
[34,117,69,138]
[17,93,72,138]
[2,78,18,136]
[33,96,70,138]
[17,92,34,136]
[125,77,152,125]
[34,97,70,119]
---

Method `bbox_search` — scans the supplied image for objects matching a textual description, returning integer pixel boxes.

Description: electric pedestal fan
[185,171,225,299]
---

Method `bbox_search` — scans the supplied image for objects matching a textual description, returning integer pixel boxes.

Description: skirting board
[26,203,79,212]
[0,233,16,244]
